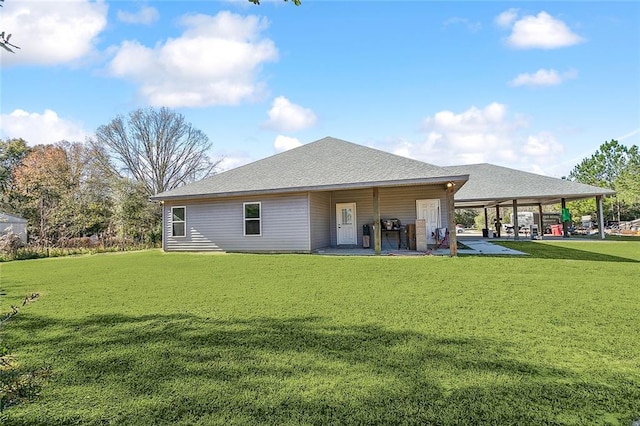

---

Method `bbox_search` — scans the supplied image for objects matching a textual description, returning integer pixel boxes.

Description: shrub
[0,232,25,260]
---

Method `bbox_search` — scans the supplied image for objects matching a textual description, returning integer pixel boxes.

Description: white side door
[416,199,441,245]
[336,203,357,245]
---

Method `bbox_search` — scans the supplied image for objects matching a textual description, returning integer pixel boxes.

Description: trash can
[482,228,489,238]
[362,224,371,248]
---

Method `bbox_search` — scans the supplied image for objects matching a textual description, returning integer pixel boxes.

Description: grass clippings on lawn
[0,242,639,425]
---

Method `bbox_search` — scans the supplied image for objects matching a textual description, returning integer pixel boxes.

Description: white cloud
[500,11,584,49]
[393,103,523,165]
[107,11,278,107]
[443,17,482,33]
[216,151,254,172]
[264,97,317,132]
[1,0,107,67]
[0,109,89,145]
[273,135,302,153]
[509,68,578,87]
[422,102,510,139]
[494,8,519,28]
[384,103,568,176]
[117,6,159,25]
[522,133,564,156]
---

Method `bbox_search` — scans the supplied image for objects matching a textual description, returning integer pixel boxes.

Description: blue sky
[1,1,639,178]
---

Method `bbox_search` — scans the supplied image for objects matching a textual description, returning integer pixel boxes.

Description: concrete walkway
[455,239,527,255]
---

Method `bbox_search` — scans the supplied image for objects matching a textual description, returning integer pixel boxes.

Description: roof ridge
[152,136,467,199]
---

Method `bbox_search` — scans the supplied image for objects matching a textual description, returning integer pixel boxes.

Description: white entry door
[416,199,441,244]
[336,203,357,245]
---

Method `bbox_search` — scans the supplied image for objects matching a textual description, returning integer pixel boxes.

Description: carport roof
[446,163,615,208]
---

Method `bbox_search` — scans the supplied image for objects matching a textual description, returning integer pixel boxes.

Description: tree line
[567,139,639,224]
[0,107,218,253]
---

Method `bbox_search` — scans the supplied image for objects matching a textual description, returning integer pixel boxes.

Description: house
[151,137,469,255]
[0,212,28,243]
[151,137,616,254]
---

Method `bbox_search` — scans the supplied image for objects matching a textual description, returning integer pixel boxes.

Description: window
[243,202,261,236]
[171,206,186,237]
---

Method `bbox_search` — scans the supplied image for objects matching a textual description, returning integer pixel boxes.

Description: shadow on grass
[3,313,639,425]
[495,241,640,263]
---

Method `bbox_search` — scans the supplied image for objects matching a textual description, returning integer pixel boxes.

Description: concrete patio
[314,238,527,256]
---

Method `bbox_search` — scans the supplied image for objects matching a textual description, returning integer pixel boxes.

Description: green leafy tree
[568,139,639,222]
[12,144,70,244]
[52,142,113,239]
[569,140,628,188]
[110,178,161,246]
[11,142,113,245]
[0,138,30,211]
[616,145,640,218]
[455,209,478,228]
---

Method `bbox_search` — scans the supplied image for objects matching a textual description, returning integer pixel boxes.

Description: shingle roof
[151,137,468,200]
[446,163,615,207]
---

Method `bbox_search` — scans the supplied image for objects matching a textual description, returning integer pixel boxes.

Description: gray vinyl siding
[163,203,222,252]
[163,193,311,252]
[330,189,374,246]
[162,184,448,252]
[309,191,331,250]
[378,186,448,226]
[329,185,447,246]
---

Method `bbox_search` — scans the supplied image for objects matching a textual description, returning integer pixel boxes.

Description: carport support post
[538,204,544,238]
[447,184,458,256]
[561,198,569,238]
[373,187,381,255]
[495,206,501,237]
[512,199,519,240]
[597,195,605,239]
[484,208,489,236]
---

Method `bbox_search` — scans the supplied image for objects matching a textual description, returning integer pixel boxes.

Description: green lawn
[1,241,639,425]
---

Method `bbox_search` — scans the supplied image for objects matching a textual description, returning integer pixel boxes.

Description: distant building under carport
[446,163,616,240]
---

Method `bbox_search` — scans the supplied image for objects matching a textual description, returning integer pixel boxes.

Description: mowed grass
[0,241,639,425]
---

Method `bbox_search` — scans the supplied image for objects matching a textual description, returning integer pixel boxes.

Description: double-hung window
[243,202,261,236]
[171,206,186,237]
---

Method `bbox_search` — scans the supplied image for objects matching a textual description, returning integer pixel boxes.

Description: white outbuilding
[0,212,28,243]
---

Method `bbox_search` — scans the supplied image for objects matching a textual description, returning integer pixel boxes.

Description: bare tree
[93,107,219,196]
[0,0,19,53]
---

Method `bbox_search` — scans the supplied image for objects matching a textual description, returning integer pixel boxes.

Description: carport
[447,164,616,240]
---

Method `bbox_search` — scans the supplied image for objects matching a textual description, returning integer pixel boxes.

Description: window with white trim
[171,206,186,237]
[243,202,261,236]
